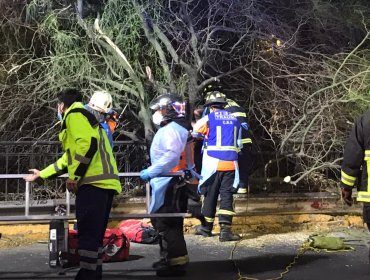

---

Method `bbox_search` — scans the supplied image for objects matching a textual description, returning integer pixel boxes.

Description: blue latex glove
[241,122,249,131]
[191,132,205,139]
[186,165,202,180]
[140,169,151,181]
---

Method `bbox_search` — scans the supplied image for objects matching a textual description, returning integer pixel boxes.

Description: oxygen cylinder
[48,219,68,268]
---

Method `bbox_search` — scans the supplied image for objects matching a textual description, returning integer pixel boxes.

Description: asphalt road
[0,230,369,280]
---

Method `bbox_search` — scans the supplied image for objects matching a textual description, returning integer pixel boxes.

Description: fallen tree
[0,0,369,193]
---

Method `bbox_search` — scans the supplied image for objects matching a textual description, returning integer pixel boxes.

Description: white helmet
[88,90,113,113]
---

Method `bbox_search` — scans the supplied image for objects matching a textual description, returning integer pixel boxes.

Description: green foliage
[31,0,165,106]
[338,51,370,118]
[100,0,143,63]
[38,11,59,34]
[1,0,370,191]
[26,0,53,24]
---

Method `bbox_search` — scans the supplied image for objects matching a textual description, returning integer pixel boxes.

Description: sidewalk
[0,228,369,280]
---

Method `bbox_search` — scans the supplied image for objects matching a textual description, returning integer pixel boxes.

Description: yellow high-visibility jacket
[40,102,121,194]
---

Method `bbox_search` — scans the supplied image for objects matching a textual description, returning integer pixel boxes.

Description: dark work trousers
[193,139,203,173]
[151,178,189,267]
[184,183,206,225]
[75,184,115,280]
[363,204,370,262]
[363,204,370,230]
[201,171,235,225]
[238,144,252,188]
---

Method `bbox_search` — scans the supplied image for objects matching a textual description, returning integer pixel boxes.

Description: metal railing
[0,172,189,222]
[0,141,342,199]
[0,141,148,201]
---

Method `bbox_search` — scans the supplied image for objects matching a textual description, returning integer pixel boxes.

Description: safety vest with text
[206,110,241,161]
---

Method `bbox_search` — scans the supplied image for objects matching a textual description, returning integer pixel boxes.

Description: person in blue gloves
[140,93,189,277]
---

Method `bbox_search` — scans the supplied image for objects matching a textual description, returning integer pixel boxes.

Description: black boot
[156,265,187,277]
[152,258,166,269]
[195,222,213,237]
[219,224,241,242]
[153,258,187,277]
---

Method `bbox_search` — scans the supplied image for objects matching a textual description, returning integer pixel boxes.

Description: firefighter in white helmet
[86,90,117,148]
[89,90,113,113]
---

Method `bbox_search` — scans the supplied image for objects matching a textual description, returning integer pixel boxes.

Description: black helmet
[203,83,226,104]
[203,83,224,94]
[149,93,185,119]
[204,96,227,107]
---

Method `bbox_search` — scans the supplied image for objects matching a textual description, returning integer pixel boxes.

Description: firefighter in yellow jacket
[24,88,121,280]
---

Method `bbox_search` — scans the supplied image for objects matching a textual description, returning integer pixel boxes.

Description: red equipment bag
[118,219,158,244]
[67,228,130,266]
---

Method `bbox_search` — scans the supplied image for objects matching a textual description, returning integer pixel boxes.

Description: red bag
[118,219,158,244]
[67,228,130,266]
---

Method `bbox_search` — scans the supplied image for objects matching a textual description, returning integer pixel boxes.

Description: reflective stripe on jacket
[341,111,370,202]
[193,111,241,191]
[206,110,241,161]
[40,102,121,194]
[225,99,252,146]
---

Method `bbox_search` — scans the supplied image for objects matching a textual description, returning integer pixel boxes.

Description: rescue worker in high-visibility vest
[203,84,253,194]
[193,96,243,241]
[24,88,121,280]
[139,93,189,277]
[340,110,370,262]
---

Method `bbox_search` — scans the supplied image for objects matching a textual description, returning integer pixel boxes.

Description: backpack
[66,228,130,266]
[118,219,158,244]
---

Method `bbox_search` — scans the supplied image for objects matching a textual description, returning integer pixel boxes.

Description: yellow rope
[230,237,354,280]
